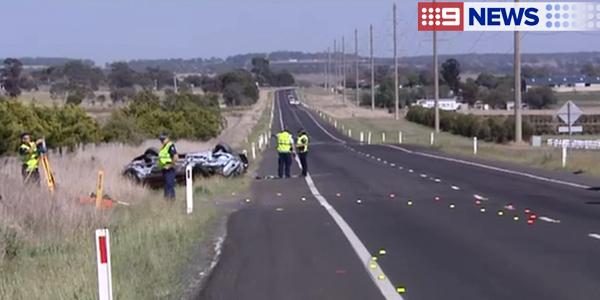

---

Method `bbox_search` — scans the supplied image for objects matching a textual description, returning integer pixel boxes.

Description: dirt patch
[217,89,272,148]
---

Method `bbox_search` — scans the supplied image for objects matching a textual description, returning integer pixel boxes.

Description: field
[301,87,600,178]
[0,90,273,299]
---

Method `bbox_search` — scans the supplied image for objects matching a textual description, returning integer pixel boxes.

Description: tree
[1,58,23,97]
[251,57,273,86]
[475,73,499,89]
[108,62,136,88]
[461,78,480,105]
[273,70,295,87]
[524,86,557,109]
[219,70,259,106]
[441,58,461,96]
[581,63,599,77]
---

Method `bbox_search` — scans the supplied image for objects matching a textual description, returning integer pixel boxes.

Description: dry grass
[0,89,274,299]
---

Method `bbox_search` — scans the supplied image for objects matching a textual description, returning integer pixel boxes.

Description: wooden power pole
[370,24,375,111]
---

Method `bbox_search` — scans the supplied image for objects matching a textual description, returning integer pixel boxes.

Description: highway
[199,89,600,300]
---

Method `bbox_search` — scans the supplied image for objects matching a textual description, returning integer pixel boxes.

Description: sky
[3,0,600,65]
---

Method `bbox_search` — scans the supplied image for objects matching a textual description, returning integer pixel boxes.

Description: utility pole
[370,24,375,111]
[173,75,178,93]
[355,28,360,106]
[514,0,523,143]
[433,1,440,133]
[334,40,338,90]
[342,36,347,104]
[326,47,331,93]
[393,3,399,120]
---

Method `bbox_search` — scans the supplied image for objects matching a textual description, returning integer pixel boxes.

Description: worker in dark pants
[158,134,178,200]
[296,129,309,177]
[276,128,294,178]
[18,133,43,184]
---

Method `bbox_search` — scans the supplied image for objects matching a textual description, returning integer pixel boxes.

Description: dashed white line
[451,186,460,190]
[383,144,591,190]
[539,216,561,224]
[474,194,488,201]
[588,233,600,240]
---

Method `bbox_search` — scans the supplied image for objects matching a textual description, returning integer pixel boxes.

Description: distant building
[414,98,462,111]
[526,75,600,92]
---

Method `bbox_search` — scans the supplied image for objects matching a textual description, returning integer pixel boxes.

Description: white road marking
[390,163,396,167]
[588,233,600,240]
[420,174,428,178]
[280,92,403,299]
[539,216,561,224]
[451,186,460,190]
[434,179,442,183]
[383,144,591,190]
[298,106,346,144]
[474,194,488,201]
[408,169,414,173]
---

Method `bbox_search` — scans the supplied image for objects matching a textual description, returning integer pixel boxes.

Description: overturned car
[123,143,248,188]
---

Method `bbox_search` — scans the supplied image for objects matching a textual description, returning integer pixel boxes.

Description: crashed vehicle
[123,143,248,188]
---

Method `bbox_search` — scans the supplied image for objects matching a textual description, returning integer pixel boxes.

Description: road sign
[557,101,582,126]
[558,126,583,133]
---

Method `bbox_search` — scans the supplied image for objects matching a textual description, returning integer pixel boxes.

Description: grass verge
[0,92,274,299]
[302,89,600,178]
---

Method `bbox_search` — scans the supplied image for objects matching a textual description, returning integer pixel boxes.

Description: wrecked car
[123,143,248,188]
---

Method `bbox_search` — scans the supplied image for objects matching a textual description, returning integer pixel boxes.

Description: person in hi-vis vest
[296,129,309,177]
[276,129,295,178]
[158,133,178,199]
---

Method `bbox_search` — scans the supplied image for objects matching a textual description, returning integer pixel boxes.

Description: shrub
[407,106,533,143]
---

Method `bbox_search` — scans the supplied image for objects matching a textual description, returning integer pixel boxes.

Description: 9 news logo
[418,2,464,31]
[418,2,600,32]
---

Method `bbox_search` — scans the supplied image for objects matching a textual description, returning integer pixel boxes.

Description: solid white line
[297,106,346,144]
[279,92,403,299]
[383,144,591,190]
[539,216,561,224]
[588,233,600,240]
[474,194,488,201]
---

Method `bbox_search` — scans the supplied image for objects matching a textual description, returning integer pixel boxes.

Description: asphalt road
[199,89,600,300]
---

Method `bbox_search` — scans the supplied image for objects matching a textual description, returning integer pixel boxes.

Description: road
[199,89,600,300]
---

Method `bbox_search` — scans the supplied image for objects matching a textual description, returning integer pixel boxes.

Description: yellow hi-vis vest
[277,131,293,153]
[158,141,174,169]
[297,134,309,153]
[19,142,39,171]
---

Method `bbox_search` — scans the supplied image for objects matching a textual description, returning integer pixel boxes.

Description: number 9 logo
[442,8,461,26]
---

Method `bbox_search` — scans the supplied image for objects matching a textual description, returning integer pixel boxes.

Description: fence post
[382,132,386,143]
[430,132,435,145]
[186,165,193,214]
[398,131,403,144]
[562,146,567,168]
[473,137,478,155]
[95,229,113,300]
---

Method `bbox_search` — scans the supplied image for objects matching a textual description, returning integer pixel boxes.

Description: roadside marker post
[258,135,263,150]
[95,229,113,300]
[368,132,372,144]
[430,132,435,145]
[334,120,338,128]
[382,132,386,143]
[360,132,364,143]
[95,170,104,210]
[398,131,403,144]
[473,137,478,155]
[348,129,352,138]
[251,143,256,160]
[186,165,193,214]
[563,147,567,167]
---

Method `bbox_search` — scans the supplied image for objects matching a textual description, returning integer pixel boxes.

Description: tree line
[0,91,223,156]
[359,58,558,111]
